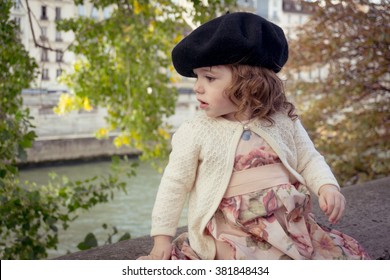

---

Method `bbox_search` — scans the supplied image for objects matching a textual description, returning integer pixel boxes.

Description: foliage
[77,223,131,251]
[1,157,136,259]
[0,0,38,259]
[56,0,237,169]
[0,0,37,178]
[0,0,133,259]
[286,0,390,185]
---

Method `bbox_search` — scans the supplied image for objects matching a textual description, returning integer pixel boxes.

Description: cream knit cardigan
[151,112,339,260]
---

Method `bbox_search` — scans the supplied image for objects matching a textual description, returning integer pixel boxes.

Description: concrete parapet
[56,176,390,260]
[24,136,140,164]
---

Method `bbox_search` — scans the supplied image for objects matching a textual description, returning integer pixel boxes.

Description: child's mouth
[198,100,208,109]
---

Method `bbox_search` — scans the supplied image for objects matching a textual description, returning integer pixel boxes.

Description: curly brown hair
[225,64,298,124]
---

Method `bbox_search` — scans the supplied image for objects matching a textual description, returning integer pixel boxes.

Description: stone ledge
[56,176,390,260]
[24,137,140,164]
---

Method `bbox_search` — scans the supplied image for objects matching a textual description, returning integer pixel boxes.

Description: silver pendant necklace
[237,118,252,131]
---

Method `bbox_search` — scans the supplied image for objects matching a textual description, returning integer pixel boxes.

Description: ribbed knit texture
[151,112,339,259]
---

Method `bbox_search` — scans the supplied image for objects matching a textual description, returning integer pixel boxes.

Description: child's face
[193,65,238,120]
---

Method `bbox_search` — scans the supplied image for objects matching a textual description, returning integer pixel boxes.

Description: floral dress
[171,130,370,260]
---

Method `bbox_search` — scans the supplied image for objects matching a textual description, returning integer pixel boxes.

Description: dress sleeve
[151,121,200,237]
[293,119,340,195]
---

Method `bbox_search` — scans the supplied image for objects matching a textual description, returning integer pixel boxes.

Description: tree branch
[25,0,58,52]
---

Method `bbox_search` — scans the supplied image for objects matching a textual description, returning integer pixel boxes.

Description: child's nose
[193,80,204,94]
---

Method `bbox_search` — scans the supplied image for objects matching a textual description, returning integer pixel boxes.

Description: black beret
[172,12,288,77]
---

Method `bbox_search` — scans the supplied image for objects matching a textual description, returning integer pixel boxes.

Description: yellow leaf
[114,136,123,148]
[96,128,109,138]
[122,135,131,145]
[73,60,82,72]
[134,0,142,15]
[173,34,183,44]
[170,76,180,84]
[83,97,93,111]
[158,128,170,140]
[154,8,162,16]
[130,130,140,142]
[153,143,163,157]
[53,94,76,115]
[148,21,155,33]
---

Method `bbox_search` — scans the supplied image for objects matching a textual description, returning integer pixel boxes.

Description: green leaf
[118,232,131,242]
[77,233,98,251]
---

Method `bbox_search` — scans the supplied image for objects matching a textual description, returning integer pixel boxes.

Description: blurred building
[10,0,114,93]
[236,0,315,36]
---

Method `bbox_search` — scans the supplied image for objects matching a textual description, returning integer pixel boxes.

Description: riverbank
[23,135,140,166]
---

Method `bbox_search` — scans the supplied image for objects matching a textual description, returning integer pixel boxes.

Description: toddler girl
[139,12,369,260]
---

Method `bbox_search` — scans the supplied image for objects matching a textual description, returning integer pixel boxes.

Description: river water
[19,159,188,259]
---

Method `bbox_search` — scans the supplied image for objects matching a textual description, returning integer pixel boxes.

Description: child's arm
[139,121,199,260]
[318,184,346,224]
[137,235,173,260]
[292,119,345,223]
[293,119,340,194]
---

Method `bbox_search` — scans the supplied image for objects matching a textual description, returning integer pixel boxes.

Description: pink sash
[224,163,291,198]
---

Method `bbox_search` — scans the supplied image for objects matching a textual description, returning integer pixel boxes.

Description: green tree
[286,0,389,185]
[56,0,237,169]
[0,0,37,180]
[0,0,133,259]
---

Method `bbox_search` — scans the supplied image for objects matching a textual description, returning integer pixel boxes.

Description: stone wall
[24,136,139,164]
[22,92,198,164]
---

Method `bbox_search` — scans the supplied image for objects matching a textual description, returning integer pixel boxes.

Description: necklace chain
[236,118,252,131]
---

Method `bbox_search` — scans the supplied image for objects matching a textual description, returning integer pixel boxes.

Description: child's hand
[318,184,346,224]
[137,235,173,260]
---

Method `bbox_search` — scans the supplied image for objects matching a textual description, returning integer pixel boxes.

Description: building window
[55,7,61,21]
[55,30,62,41]
[41,6,48,20]
[14,17,21,26]
[103,7,111,19]
[42,68,49,80]
[272,10,279,21]
[14,17,22,30]
[56,69,63,78]
[56,50,63,62]
[13,0,21,10]
[41,49,48,61]
[78,4,85,17]
[91,6,99,19]
[40,26,47,41]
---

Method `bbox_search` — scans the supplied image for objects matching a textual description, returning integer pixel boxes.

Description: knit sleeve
[151,121,200,237]
[293,119,340,195]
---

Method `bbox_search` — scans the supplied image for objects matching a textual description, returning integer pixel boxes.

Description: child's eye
[206,76,215,82]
